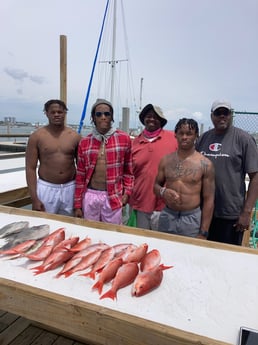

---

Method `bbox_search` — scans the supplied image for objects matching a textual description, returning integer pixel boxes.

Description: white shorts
[37,178,75,216]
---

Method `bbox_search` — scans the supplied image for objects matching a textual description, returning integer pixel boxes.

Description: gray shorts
[136,210,160,231]
[158,206,201,238]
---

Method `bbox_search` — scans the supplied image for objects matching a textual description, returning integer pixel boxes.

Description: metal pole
[110,0,116,105]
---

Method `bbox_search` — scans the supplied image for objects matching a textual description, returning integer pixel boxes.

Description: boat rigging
[78,0,138,134]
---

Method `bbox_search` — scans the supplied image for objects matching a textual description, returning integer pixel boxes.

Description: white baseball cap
[211,100,232,112]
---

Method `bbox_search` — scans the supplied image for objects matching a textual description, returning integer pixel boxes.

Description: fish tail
[63,271,73,278]
[89,271,96,280]
[159,264,173,271]
[33,266,45,275]
[100,289,116,300]
[92,281,103,295]
[55,271,63,278]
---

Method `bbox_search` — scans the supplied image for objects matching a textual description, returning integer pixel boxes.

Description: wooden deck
[0,310,89,345]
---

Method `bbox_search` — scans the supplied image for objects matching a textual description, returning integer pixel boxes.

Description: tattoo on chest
[173,163,196,178]
[173,152,196,178]
[175,161,185,177]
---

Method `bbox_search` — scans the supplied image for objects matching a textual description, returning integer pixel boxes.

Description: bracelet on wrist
[199,230,208,238]
[160,187,166,197]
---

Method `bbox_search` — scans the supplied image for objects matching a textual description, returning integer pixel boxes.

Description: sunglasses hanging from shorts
[95,111,111,117]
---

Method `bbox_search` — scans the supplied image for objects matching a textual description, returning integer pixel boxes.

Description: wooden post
[60,35,67,123]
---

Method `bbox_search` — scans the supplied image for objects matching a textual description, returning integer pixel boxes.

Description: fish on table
[68,237,92,252]
[140,249,161,271]
[122,243,148,263]
[23,227,65,261]
[0,221,30,238]
[132,264,173,297]
[64,249,104,278]
[0,224,50,251]
[31,237,80,275]
[0,239,37,256]
[91,257,123,294]
[0,222,173,300]
[56,242,110,278]
[80,246,116,280]
[100,262,139,300]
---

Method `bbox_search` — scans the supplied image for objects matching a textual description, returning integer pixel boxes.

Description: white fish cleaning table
[0,205,257,345]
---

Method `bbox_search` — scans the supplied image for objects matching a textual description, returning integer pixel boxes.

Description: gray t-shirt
[196,126,258,219]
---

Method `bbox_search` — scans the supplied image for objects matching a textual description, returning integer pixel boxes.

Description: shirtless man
[74,98,134,225]
[153,118,215,238]
[26,99,81,215]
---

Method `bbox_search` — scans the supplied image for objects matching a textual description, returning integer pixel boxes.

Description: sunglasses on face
[213,109,231,117]
[95,111,112,117]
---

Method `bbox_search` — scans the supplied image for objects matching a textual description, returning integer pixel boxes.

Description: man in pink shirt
[129,104,177,230]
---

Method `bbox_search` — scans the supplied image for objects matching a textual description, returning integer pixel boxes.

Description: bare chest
[39,133,76,155]
[165,159,203,184]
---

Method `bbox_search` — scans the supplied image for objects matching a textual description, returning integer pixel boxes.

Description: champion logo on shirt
[209,143,222,152]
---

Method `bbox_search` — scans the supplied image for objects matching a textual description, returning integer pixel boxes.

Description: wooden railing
[0,187,31,208]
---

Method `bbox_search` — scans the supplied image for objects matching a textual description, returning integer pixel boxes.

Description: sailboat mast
[110,0,117,105]
[139,77,144,112]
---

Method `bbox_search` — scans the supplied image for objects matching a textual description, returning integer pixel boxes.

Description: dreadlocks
[175,118,199,135]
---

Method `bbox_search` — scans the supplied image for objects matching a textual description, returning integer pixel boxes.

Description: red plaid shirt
[74,130,134,210]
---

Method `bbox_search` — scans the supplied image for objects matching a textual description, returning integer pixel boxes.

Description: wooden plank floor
[0,310,90,345]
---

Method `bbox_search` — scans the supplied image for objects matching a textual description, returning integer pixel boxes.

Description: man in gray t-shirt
[196,99,258,245]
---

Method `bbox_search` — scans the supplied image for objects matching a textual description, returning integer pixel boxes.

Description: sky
[1,0,258,132]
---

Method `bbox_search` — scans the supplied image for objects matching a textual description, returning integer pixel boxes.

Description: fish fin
[92,281,103,295]
[100,289,116,300]
[88,271,96,280]
[79,269,95,279]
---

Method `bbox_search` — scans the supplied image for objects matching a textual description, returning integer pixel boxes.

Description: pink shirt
[129,129,177,213]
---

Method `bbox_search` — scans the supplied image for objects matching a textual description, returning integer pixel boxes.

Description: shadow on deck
[0,310,90,345]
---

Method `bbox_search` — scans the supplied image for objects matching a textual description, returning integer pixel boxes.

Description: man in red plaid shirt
[74,99,134,224]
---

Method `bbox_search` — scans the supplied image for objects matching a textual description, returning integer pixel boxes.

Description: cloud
[29,75,45,84]
[192,111,203,120]
[4,67,45,84]
[4,67,28,81]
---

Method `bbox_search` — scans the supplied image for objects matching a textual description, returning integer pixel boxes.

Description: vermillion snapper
[100,262,139,300]
[91,257,123,294]
[132,264,173,297]
[22,227,65,261]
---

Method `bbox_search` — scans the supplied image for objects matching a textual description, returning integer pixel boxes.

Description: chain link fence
[233,111,258,143]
